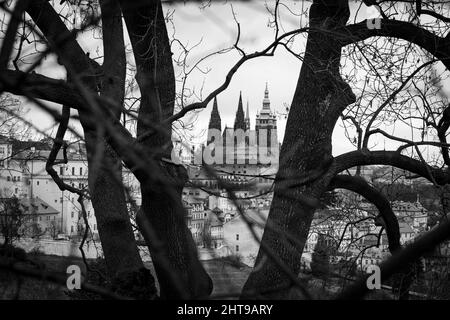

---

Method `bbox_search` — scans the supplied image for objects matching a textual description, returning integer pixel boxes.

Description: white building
[0,136,141,239]
[222,209,268,266]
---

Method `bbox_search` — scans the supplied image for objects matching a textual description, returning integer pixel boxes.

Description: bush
[0,244,27,261]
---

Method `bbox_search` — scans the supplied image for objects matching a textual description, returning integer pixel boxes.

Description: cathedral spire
[245,100,250,130]
[263,82,270,110]
[207,97,221,144]
[209,97,221,130]
[234,91,246,131]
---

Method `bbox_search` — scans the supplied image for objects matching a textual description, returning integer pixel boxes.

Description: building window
[17,176,20,181]
[60,167,64,175]
[7,176,10,181]
[72,167,75,175]
[236,245,239,252]
[71,226,74,233]
[236,234,239,241]
[79,167,83,175]
[14,188,18,194]
[71,212,74,218]
[36,180,39,185]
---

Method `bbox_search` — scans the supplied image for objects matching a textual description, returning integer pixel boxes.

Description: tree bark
[242,0,355,299]
[119,0,213,299]
[25,1,150,291]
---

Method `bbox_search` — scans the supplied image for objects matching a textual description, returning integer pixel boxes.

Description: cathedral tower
[207,97,221,145]
[233,92,246,131]
[245,101,250,131]
[255,82,278,163]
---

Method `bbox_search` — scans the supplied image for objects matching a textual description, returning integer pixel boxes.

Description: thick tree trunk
[119,0,213,299]
[242,0,355,299]
[85,136,157,299]
[85,136,150,271]
[25,1,151,294]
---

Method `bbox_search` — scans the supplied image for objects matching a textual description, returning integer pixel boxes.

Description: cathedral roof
[208,97,221,132]
[233,92,246,131]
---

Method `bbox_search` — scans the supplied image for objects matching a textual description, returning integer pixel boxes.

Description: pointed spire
[209,97,221,129]
[207,97,221,145]
[245,100,250,131]
[262,82,270,110]
[212,96,219,116]
[234,91,246,131]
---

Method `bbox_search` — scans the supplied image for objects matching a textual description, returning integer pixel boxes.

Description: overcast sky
[17,0,450,159]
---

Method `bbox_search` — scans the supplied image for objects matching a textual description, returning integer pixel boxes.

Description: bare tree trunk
[85,137,150,271]
[25,1,152,295]
[119,0,213,299]
[242,0,355,299]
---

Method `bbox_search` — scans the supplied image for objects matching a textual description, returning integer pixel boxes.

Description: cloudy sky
[17,0,448,159]
[165,0,374,154]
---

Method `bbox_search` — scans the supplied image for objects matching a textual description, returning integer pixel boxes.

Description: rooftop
[19,197,59,215]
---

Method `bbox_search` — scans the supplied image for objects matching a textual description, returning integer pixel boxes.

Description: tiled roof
[183,195,207,205]
[0,137,87,161]
[399,222,415,234]
[211,207,223,214]
[206,210,222,227]
[19,197,59,215]
[224,209,269,226]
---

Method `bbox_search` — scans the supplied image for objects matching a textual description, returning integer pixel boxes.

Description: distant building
[187,84,279,193]
[0,135,140,239]
[391,200,428,232]
[19,197,60,237]
[222,209,269,266]
[0,196,59,238]
[178,84,281,257]
[398,222,416,245]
